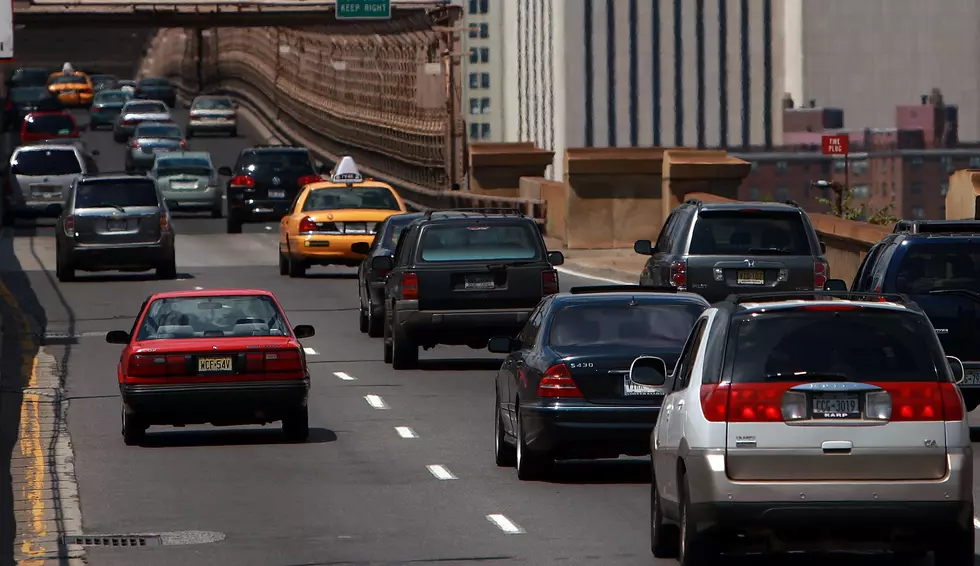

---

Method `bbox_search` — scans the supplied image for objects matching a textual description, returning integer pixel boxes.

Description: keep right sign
[821,135,849,155]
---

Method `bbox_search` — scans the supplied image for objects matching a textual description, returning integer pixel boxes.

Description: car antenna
[629,295,637,306]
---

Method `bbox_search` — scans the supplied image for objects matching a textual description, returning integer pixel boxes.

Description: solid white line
[426,464,456,480]
[555,265,632,285]
[395,426,417,439]
[193,286,204,290]
[486,514,524,534]
[333,371,356,381]
[364,394,387,409]
[303,347,318,355]
[974,516,980,530]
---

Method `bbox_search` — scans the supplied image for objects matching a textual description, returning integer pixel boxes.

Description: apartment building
[461,0,503,142]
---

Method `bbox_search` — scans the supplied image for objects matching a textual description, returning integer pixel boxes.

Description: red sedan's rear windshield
[24,114,76,135]
[136,295,290,340]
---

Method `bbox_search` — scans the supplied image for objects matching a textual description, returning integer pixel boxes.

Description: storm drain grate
[63,534,163,547]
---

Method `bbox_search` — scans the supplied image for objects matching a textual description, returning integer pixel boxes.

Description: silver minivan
[4,143,97,225]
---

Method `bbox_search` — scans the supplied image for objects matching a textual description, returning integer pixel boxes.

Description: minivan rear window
[419,223,539,262]
[75,180,159,208]
[895,243,980,294]
[549,303,704,348]
[729,309,945,383]
[12,149,81,176]
[688,210,812,255]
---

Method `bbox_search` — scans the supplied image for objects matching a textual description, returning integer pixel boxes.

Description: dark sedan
[2,87,61,132]
[135,77,177,108]
[353,211,424,337]
[489,285,709,480]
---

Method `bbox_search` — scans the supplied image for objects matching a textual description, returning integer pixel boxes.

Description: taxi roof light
[330,156,363,185]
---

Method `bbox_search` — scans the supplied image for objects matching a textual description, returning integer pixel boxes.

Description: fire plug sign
[821,135,849,155]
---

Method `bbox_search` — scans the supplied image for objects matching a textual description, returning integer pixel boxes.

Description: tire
[278,251,289,276]
[282,405,310,442]
[156,256,177,279]
[678,474,718,565]
[515,409,551,480]
[186,128,194,139]
[366,312,383,338]
[121,406,145,446]
[287,253,306,278]
[651,464,680,558]
[383,313,393,364]
[56,252,75,282]
[933,512,975,566]
[494,392,516,467]
[210,205,222,219]
[390,319,418,370]
[358,306,369,333]
[226,215,242,234]
[229,128,238,138]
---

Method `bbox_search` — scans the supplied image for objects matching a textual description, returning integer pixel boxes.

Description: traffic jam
[2,63,977,563]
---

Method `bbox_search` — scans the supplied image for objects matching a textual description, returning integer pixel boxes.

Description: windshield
[240,151,312,172]
[95,91,129,104]
[302,187,400,212]
[549,303,705,348]
[895,243,980,294]
[51,75,87,85]
[24,114,76,135]
[688,211,813,255]
[12,149,81,176]
[125,102,167,114]
[193,97,233,110]
[380,216,420,248]
[10,87,51,103]
[730,309,946,383]
[75,180,159,208]
[139,78,170,87]
[136,125,182,139]
[136,295,290,340]
[419,224,540,262]
[156,158,212,177]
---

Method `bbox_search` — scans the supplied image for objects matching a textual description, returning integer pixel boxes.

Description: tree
[817,187,900,226]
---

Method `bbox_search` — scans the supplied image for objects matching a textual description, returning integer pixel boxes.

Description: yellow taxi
[47,72,94,107]
[279,156,408,277]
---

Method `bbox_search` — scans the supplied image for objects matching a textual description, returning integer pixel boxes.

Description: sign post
[821,134,850,217]
[336,0,391,20]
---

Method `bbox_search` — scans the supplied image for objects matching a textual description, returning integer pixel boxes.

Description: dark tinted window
[51,75,86,85]
[75,180,159,208]
[94,91,129,104]
[11,69,49,86]
[24,114,76,135]
[156,157,212,177]
[549,303,704,348]
[10,87,51,103]
[139,78,170,87]
[12,149,81,176]
[689,210,812,255]
[302,187,400,212]
[135,124,182,139]
[730,309,944,383]
[895,243,980,294]
[91,75,116,83]
[380,216,421,248]
[125,102,167,114]
[419,223,540,262]
[136,295,288,340]
[239,150,312,172]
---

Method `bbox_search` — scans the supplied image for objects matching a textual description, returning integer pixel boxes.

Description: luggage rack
[569,285,679,294]
[724,290,912,305]
[423,208,526,219]
[893,219,980,234]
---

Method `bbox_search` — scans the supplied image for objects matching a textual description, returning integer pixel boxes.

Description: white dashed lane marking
[395,426,417,439]
[974,516,980,530]
[364,394,388,409]
[426,465,456,480]
[333,371,356,381]
[303,347,318,355]
[487,514,524,534]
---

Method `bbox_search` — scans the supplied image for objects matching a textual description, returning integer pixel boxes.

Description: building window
[911,206,925,219]
[971,156,980,168]
[748,187,760,201]
[834,159,846,172]
[479,23,489,39]
[468,73,479,89]
[910,181,923,194]
[479,0,489,12]
[852,185,870,199]
[774,187,789,201]
[469,122,479,140]
[481,123,491,139]
[469,98,480,115]
[940,182,949,197]
[480,73,490,88]
[851,159,868,176]
[480,97,491,114]
[775,161,788,174]
[469,0,488,13]
[469,49,479,64]
[881,159,888,173]
[480,47,490,63]
[880,182,887,196]
[910,157,924,170]
[468,0,477,13]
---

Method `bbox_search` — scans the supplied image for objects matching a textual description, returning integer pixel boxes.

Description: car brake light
[179,140,188,149]
[542,269,558,295]
[814,260,828,289]
[123,119,137,126]
[230,175,254,187]
[297,174,320,186]
[244,349,304,374]
[537,363,583,398]
[298,216,317,233]
[669,259,687,288]
[402,272,419,300]
[726,383,790,422]
[4,102,11,110]
[160,214,169,229]
[129,139,140,148]
[127,354,187,377]
[873,382,963,422]
[700,383,730,422]
[64,215,75,235]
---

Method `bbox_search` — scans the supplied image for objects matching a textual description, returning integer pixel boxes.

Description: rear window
[24,114,75,135]
[125,102,167,114]
[193,97,233,110]
[895,243,980,294]
[136,124,182,139]
[12,149,81,176]
[11,87,51,103]
[136,295,289,340]
[75,180,159,208]
[688,210,813,255]
[51,75,86,85]
[302,187,400,212]
[729,309,946,383]
[380,216,420,248]
[239,150,312,172]
[156,158,212,177]
[549,303,704,348]
[11,69,48,85]
[95,91,128,104]
[139,78,170,87]
[419,223,540,262]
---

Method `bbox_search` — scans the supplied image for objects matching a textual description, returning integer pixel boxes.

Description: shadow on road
[417,357,503,372]
[548,458,651,485]
[138,426,337,448]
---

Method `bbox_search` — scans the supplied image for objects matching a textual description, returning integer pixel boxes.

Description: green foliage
[817,187,901,226]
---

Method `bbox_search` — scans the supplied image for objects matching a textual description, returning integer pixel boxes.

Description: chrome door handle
[676,400,685,408]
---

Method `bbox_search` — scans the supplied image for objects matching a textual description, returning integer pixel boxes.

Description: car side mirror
[487,336,519,354]
[628,356,670,386]
[218,166,233,176]
[819,241,827,254]
[105,330,130,344]
[351,242,370,255]
[824,279,847,292]
[372,255,394,271]
[91,149,100,156]
[547,251,564,266]
[293,324,315,339]
[634,239,654,255]
[948,356,966,384]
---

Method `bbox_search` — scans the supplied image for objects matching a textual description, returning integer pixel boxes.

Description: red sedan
[20,110,80,144]
[106,289,315,445]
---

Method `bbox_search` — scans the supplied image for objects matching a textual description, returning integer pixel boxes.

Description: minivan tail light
[298,216,317,233]
[669,260,687,289]
[230,175,254,187]
[813,260,828,289]
[64,215,75,236]
[402,272,419,300]
[537,363,583,398]
[542,269,558,295]
[127,354,187,377]
[700,383,730,422]
[726,383,787,422]
[875,382,962,422]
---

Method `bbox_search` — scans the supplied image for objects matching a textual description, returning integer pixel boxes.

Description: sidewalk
[545,238,645,284]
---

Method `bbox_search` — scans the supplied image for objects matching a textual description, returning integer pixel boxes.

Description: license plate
[964,370,980,385]
[106,219,127,231]
[812,393,860,418]
[737,270,765,285]
[31,186,60,199]
[172,182,198,190]
[268,190,285,198]
[464,274,494,290]
[198,357,233,373]
[345,222,367,234]
[623,376,664,396]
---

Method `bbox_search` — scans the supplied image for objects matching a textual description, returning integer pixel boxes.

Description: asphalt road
[1,106,976,566]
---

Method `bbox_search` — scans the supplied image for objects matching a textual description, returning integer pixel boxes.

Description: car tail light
[80,88,92,95]
[129,139,140,148]
[122,119,137,126]
[179,140,188,149]
[229,175,254,187]
[813,260,828,289]
[244,349,304,374]
[4,102,11,110]
[127,354,187,377]
[402,272,419,300]
[542,269,558,295]
[537,363,583,398]
[726,383,790,422]
[874,382,964,422]
[297,174,321,187]
[700,383,730,422]
[160,214,169,229]
[669,259,687,288]
[64,215,75,236]
[298,216,317,233]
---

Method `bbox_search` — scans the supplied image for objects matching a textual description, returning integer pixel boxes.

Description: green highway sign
[336,0,391,20]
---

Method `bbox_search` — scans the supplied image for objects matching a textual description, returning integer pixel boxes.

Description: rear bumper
[66,241,172,270]
[89,111,120,124]
[188,119,236,131]
[115,124,135,137]
[393,302,531,345]
[163,188,222,209]
[520,403,660,458]
[228,199,291,222]
[290,235,371,265]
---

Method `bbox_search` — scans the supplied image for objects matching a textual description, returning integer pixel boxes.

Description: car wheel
[287,253,306,278]
[494,392,516,467]
[383,313,393,364]
[651,464,680,558]
[678,474,718,566]
[226,215,242,234]
[358,305,369,333]
[933,510,975,566]
[515,409,551,480]
[366,312,383,338]
[390,319,418,370]
[282,405,310,442]
[230,128,238,138]
[121,406,145,446]
[278,251,289,276]
[56,253,75,283]
[156,255,177,279]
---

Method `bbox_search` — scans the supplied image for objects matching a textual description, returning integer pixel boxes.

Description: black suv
[218,145,327,233]
[851,219,980,412]
[634,199,829,303]
[372,209,565,369]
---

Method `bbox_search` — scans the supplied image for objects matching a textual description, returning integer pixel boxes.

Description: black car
[2,87,61,132]
[489,286,709,480]
[218,145,327,233]
[372,209,565,369]
[353,211,424,337]
[9,67,50,89]
[135,77,176,107]
[634,199,829,303]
